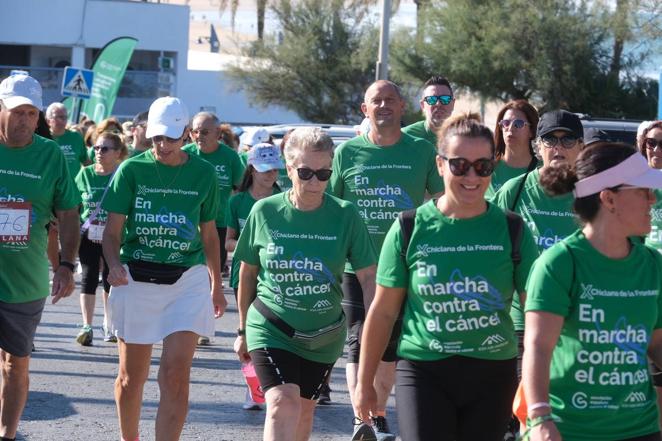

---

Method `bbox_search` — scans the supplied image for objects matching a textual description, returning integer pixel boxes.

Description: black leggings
[78,233,110,294]
[396,356,518,441]
[217,227,227,267]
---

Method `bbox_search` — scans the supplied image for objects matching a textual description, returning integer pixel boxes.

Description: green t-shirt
[0,135,81,303]
[53,130,88,180]
[234,192,376,363]
[329,133,444,272]
[377,200,537,361]
[238,151,249,169]
[525,231,662,441]
[645,189,662,251]
[103,149,219,267]
[227,188,279,289]
[183,142,244,227]
[493,168,577,330]
[75,165,113,224]
[276,168,292,192]
[129,147,149,158]
[485,159,539,199]
[402,120,437,146]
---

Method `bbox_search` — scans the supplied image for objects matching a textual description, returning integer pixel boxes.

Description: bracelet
[527,402,551,413]
[526,413,557,429]
[58,261,76,272]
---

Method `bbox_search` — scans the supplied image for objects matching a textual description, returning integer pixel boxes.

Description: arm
[102,212,128,287]
[522,310,564,441]
[50,207,80,303]
[355,265,376,311]
[647,329,662,368]
[355,284,406,423]
[200,220,226,318]
[234,261,259,362]
[225,226,238,252]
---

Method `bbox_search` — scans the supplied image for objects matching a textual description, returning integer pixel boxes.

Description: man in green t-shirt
[129,111,151,157]
[329,79,444,440]
[46,102,90,179]
[0,74,81,441]
[402,75,455,146]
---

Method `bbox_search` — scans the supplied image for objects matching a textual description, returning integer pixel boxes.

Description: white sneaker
[242,389,264,410]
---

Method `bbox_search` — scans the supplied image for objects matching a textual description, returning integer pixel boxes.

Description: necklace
[152,152,185,198]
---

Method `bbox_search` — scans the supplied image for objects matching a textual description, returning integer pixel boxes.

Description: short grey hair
[192,111,219,125]
[284,127,334,165]
[46,102,67,119]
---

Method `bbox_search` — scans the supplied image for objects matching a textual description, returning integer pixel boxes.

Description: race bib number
[88,223,105,242]
[0,202,31,242]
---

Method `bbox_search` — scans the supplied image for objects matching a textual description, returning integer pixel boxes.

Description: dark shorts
[0,297,47,357]
[342,272,399,363]
[250,347,333,400]
[621,433,661,441]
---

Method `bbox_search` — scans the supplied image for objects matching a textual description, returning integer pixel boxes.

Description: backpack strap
[505,210,524,266]
[398,208,417,260]
[509,156,538,212]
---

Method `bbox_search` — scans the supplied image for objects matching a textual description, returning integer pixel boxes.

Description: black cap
[537,110,583,139]
[583,128,611,146]
[132,111,148,126]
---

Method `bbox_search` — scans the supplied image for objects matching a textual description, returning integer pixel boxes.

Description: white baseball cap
[0,74,43,110]
[248,143,285,172]
[146,96,189,139]
[240,127,270,147]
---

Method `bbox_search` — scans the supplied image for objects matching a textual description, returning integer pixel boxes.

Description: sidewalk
[15,283,398,440]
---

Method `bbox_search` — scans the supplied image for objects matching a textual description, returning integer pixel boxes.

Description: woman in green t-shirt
[233,127,377,441]
[487,99,539,197]
[74,132,128,346]
[524,143,662,441]
[354,114,538,441]
[226,142,283,411]
[640,121,662,251]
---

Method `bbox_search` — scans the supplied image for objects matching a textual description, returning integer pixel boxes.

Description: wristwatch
[59,261,76,272]
[237,328,246,336]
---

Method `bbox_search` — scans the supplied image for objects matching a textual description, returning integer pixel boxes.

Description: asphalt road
[14,277,398,441]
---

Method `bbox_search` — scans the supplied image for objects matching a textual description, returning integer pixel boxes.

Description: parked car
[243,123,358,147]
[576,114,642,145]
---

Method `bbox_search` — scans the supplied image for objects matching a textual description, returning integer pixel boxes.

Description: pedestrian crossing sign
[61,67,94,99]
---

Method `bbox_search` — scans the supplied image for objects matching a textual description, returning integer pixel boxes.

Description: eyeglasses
[644,138,662,151]
[104,128,122,135]
[441,156,495,177]
[540,134,580,149]
[93,145,117,154]
[152,135,182,144]
[296,168,333,181]
[498,119,529,130]
[191,129,211,137]
[423,95,453,106]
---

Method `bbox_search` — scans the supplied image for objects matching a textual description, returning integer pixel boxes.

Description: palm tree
[218,0,268,41]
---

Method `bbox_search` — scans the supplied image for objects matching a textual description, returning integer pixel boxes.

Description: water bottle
[241,361,265,404]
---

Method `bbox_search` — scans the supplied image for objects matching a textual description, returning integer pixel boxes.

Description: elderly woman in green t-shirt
[233,127,377,441]
[524,143,662,441]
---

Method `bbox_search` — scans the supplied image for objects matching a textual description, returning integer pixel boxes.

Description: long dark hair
[237,164,281,193]
[494,100,539,160]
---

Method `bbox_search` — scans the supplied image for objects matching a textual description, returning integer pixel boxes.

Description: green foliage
[227,0,379,124]
[392,0,659,118]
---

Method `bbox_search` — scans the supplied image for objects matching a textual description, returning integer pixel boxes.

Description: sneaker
[242,389,264,410]
[371,416,396,441]
[76,325,93,346]
[352,417,377,441]
[197,336,211,346]
[317,383,332,405]
[102,325,117,343]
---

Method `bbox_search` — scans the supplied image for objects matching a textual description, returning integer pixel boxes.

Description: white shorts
[108,264,215,344]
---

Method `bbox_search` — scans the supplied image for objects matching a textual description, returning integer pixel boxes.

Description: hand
[354,381,378,425]
[51,265,75,304]
[211,283,227,318]
[107,264,129,287]
[234,335,250,363]
[528,420,561,441]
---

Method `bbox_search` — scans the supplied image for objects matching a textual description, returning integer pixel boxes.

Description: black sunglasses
[93,145,117,154]
[423,95,453,106]
[441,156,495,177]
[645,138,662,151]
[540,134,580,149]
[498,119,529,130]
[296,168,332,181]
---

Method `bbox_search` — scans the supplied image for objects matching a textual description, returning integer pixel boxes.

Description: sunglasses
[498,119,529,130]
[441,156,495,177]
[192,129,211,137]
[93,145,117,154]
[152,135,182,144]
[645,138,662,151]
[540,134,580,149]
[423,95,453,106]
[296,168,333,181]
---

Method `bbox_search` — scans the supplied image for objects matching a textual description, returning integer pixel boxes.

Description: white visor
[573,153,662,198]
